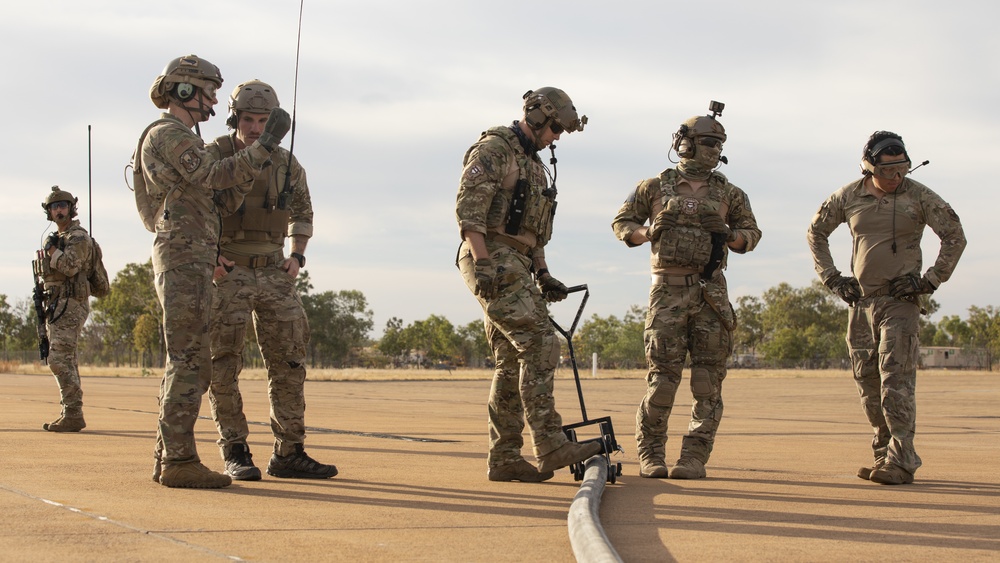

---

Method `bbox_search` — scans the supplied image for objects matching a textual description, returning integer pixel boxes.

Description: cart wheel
[608,465,617,484]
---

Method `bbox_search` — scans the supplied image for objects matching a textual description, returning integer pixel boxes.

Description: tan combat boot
[536,441,603,474]
[159,461,232,489]
[488,459,555,483]
[639,457,669,479]
[668,456,706,479]
[869,463,914,485]
[43,414,86,432]
[857,458,886,480]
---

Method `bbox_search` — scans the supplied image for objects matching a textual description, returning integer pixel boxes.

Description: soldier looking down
[456,87,602,483]
[612,102,761,480]
[134,54,290,489]
[807,131,966,485]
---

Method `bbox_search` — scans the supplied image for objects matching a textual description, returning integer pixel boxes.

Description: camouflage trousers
[154,263,214,464]
[637,278,734,465]
[458,241,567,467]
[847,296,922,474]
[209,263,309,458]
[46,296,89,416]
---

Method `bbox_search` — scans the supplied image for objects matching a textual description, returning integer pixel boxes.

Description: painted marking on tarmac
[1,484,244,561]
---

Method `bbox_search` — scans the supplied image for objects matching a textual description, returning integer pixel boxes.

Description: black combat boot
[266,444,338,479]
[224,443,262,481]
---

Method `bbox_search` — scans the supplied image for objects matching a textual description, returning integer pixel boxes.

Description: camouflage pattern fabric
[140,113,269,274]
[807,177,966,295]
[154,263,214,463]
[808,175,966,476]
[637,279,734,465]
[458,242,568,463]
[209,263,309,457]
[46,297,89,416]
[612,166,759,467]
[43,220,94,416]
[847,297,921,474]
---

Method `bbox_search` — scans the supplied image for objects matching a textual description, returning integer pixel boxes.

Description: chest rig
[474,126,556,246]
[214,135,291,245]
[655,169,727,272]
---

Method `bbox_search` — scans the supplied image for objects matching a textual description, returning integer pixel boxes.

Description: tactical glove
[258,107,292,152]
[44,232,60,252]
[889,274,936,299]
[825,275,861,306]
[699,210,736,242]
[536,272,569,303]
[473,258,499,301]
[647,208,679,241]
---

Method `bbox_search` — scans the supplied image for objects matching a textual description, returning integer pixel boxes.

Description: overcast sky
[3,1,997,337]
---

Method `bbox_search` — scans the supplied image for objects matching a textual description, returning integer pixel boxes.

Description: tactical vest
[468,126,556,246]
[214,134,291,245]
[654,169,727,271]
[36,226,91,299]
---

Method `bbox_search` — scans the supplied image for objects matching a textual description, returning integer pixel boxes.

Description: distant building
[919,346,985,369]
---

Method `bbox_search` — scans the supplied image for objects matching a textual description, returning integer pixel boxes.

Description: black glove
[473,258,499,301]
[825,275,861,306]
[889,274,936,299]
[647,208,679,241]
[258,107,292,151]
[536,272,569,302]
[699,210,736,242]
[44,232,60,252]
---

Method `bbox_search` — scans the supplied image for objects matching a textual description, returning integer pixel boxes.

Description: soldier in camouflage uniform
[37,186,94,433]
[456,88,602,482]
[206,80,336,481]
[807,131,966,485]
[136,55,290,489]
[612,103,761,480]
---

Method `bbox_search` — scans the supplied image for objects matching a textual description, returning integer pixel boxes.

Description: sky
[2,0,997,338]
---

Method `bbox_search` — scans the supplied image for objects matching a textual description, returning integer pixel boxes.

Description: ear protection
[672,124,694,158]
[522,90,554,130]
[861,135,909,175]
[173,82,196,102]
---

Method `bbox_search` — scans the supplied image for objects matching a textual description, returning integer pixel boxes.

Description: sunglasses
[549,122,565,135]
[874,160,909,179]
[48,201,70,210]
[697,137,723,149]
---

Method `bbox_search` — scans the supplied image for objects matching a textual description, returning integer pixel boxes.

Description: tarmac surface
[1,370,998,562]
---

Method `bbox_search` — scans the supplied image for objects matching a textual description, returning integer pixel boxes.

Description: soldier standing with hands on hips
[456,87,602,483]
[206,79,336,481]
[807,131,966,485]
[612,102,761,480]
[36,186,95,433]
[132,55,290,489]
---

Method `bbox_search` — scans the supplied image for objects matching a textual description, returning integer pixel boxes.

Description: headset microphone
[909,160,929,173]
[720,155,729,165]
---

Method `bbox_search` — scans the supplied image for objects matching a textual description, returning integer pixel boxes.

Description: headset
[523,92,554,130]
[672,124,693,158]
[861,133,909,175]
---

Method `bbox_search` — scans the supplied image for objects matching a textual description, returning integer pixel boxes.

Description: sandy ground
[1,370,998,562]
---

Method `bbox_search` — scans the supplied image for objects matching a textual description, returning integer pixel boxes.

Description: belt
[652,273,701,287]
[486,232,532,256]
[223,251,283,269]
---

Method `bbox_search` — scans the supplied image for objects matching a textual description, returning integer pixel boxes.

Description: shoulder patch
[178,148,202,173]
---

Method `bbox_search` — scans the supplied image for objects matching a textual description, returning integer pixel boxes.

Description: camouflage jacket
[208,133,313,256]
[139,113,271,273]
[807,176,967,295]
[43,220,94,299]
[456,123,553,261]
[612,168,761,276]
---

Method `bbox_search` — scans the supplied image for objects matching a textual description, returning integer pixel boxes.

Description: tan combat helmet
[522,87,587,133]
[672,101,727,158]
[226,80,280,128]
[42,185,78,219]
[149,54,224,109]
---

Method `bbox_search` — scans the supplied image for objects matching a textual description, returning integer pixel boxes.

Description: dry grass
[4,363,993,381]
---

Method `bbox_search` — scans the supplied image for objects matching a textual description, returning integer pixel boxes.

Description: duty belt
[223,251,284,269]
[486,231,532,256]
[651,273,700,287]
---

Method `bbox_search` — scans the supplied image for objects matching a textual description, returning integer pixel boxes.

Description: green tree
[89,260,161,366]
[402,314,461,365]
[966,305,1000,370]
[456,320,490,367]
[757,281,847,367]
[733,295,764,355]
[302,289,374,367]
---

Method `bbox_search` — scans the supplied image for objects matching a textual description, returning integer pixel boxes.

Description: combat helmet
[226,80,280,129]
[149,54,224,109]
[42,185,78,219]
[672,101,727,158]
[522,87,587,133]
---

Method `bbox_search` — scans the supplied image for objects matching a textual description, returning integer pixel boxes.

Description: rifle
[32,251,50,364]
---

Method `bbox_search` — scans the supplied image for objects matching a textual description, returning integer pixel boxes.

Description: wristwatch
[290,252,306,268]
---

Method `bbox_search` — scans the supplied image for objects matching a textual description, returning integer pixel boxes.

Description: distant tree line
[2,272,998,371]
